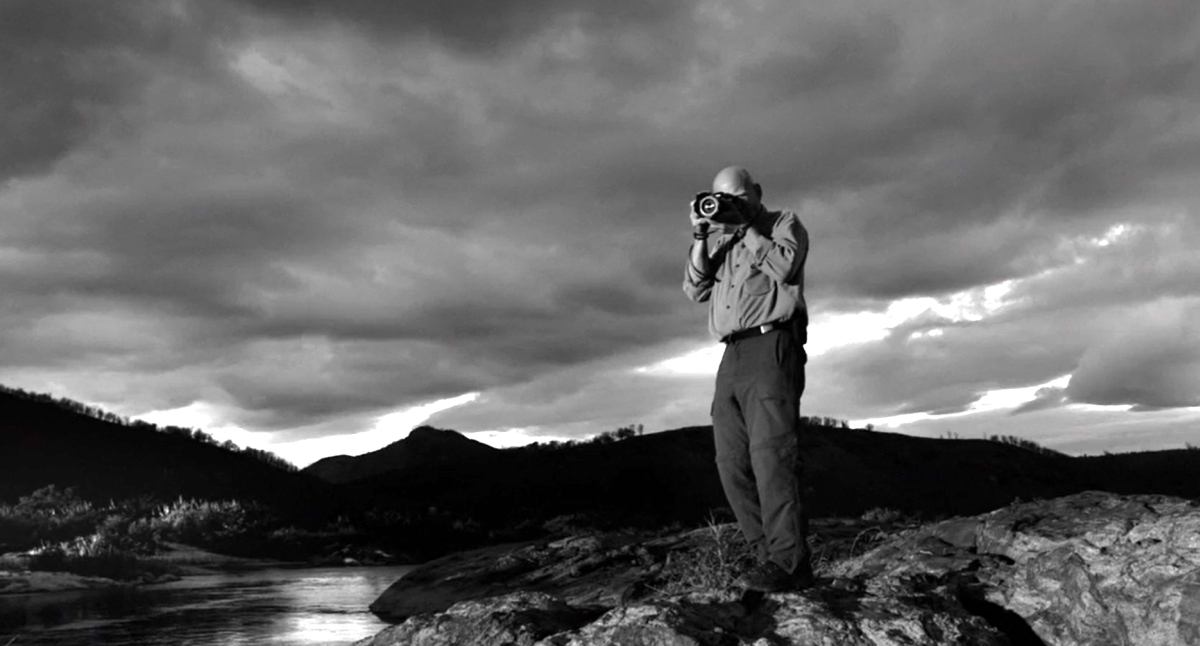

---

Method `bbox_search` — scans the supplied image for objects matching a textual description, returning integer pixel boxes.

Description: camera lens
[698,195,721,218]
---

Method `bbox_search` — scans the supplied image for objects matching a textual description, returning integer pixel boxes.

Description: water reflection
[0,565,412,646]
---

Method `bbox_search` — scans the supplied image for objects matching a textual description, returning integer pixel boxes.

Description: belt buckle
[759,324,771,335]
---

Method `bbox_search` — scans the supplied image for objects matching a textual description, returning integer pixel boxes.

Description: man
[682,165,813,592]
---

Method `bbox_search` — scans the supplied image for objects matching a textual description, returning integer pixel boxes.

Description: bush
[27,530,166,581]
[986,434,1065,457]
[860,507,902,523]
[653,516,754,595]
[150,498,273,548]
[0,486,105,551]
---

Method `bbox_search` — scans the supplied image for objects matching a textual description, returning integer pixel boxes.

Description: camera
[693,192,739,222]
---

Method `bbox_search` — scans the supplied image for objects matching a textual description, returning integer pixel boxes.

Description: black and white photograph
[2,0,1199,644]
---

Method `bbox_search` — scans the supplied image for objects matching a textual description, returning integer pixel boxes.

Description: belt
[721,320,789,344]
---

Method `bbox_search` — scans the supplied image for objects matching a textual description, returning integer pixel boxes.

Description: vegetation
[860,507,903,524]
[653,514,754,595]
[986,434,1066,457]
[0,485,361,580]
[507,423,646,451]
[801,416,852,429]
[512,418,857,453]
[652,507,919,596]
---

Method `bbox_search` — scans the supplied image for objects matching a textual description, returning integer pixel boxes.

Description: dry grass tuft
[651,514,755,596]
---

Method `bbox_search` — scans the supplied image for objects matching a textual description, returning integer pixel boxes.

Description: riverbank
[0,541,299,596]
[0,564,414,645]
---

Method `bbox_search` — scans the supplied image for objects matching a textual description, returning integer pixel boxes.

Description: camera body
[692,192,742,224]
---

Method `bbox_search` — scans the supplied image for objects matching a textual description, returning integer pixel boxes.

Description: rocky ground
[355,491,1200,646]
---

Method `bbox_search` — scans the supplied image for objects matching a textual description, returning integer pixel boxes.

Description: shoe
[734,561,815,592]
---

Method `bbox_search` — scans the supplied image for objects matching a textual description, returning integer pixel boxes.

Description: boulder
[363,492,1200,646]
[979,492,1200,645]
[833,491,1200,645]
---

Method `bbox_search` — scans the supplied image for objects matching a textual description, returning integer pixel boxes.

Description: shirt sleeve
[750,212,808,286]
[682,250,713,303]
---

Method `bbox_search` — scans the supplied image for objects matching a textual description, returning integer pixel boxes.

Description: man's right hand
[689,198,712,235]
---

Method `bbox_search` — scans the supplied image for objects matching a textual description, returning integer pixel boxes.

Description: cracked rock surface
[360,492,1200,646]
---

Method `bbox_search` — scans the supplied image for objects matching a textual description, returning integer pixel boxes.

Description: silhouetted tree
[987,434,1065,457]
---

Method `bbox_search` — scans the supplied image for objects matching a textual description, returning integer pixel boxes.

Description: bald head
[712,165,762,206]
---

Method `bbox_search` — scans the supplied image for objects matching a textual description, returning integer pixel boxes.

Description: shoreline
[0,542,312,596]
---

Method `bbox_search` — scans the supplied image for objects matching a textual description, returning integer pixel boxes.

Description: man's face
[711,168,761,209]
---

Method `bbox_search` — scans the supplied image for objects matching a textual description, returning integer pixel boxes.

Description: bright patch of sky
[230,40,362,126]
[465,428,576,448]
[968,375,1070,412]
[855,374,1073,430]
[138,392,480,468]
[637,278,1019,376]
[139,401,262,448]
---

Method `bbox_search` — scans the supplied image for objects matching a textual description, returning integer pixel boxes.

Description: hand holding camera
[691,192,749,228]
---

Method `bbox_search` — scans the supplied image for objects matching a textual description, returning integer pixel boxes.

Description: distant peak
[406,426,458,440]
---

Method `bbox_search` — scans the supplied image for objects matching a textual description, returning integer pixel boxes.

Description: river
[0,565,414,645]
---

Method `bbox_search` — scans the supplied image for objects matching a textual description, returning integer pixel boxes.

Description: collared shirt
[683,209,808,341]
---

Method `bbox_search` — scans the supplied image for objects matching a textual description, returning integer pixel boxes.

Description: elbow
[682,283,710,303]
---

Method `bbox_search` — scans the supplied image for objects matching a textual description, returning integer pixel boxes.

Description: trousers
[711,324,809,574]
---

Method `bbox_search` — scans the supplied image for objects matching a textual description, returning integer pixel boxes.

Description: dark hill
[334,423,1200,530]
[303,426,498,484]
[0,387,336,515]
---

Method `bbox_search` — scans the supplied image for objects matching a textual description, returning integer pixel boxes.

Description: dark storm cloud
[1004,216,1200,311]
[809,308,1090,418]
[805,221,1200,422]
[0,0,235,181]
[4,0,1200,456]
[1065,300,1200,410]
[245,0,1200,435]
[233,0,694,55]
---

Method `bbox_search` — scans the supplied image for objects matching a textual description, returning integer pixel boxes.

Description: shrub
[150,498,272,547]
[0,486,105,550]
[986,434,1065,457]
[28,531,163,581]
[653,515,754,595]
[861,507,902,523]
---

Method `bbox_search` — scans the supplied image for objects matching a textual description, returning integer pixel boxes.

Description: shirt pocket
[743,269,772,296]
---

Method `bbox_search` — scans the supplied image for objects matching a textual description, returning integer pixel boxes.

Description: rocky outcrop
[361,492,1200,646]
[369,533,687,620]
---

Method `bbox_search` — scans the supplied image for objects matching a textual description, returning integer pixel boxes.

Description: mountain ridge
[303,425,498,484]
[0,386,335,513]
[6,383,1200,555]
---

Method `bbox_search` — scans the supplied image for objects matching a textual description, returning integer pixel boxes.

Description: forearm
[689,238,710,277]
[683,238,713,302]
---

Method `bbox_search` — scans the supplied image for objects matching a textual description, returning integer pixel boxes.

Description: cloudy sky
[3,0,1199,467]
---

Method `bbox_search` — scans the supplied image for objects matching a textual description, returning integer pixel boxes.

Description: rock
[369,532,681,621]
[545,588,1007,646]
[353,591,603,646]
[979,492,1200,646]
[362,492,1200,646]
[834,491,1200,645]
